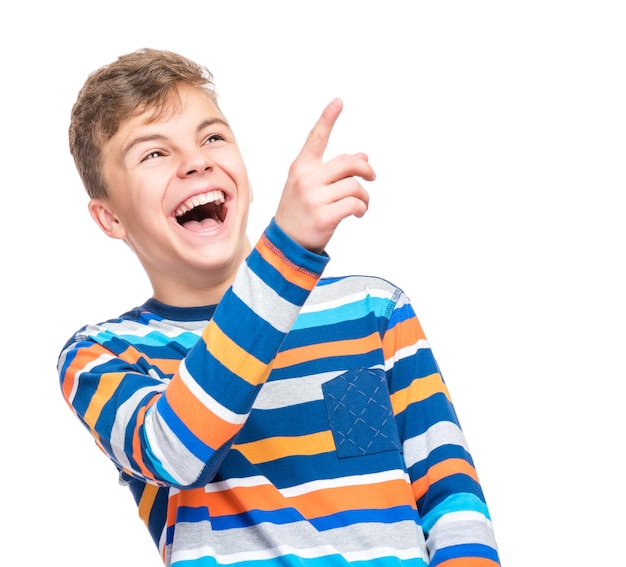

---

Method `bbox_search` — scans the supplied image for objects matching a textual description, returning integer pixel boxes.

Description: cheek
[221,152,250,184]
[117,190,166,234]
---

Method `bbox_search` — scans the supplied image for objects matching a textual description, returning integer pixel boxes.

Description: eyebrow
[121,117,231,158]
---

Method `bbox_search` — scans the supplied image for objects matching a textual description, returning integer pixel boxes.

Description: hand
[274,98,376,254]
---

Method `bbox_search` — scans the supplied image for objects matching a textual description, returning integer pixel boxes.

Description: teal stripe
[351,556,428,567]
[172,551,348,567]
[118,330,200,348]
[142,439,179,485]
[292,297,391,330]
[173,552,428,567]
[421,493,491,533]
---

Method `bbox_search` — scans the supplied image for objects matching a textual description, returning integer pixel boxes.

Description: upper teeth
[175,190,225,217]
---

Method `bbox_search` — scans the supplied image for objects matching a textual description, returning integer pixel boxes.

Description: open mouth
[175,190,226,230]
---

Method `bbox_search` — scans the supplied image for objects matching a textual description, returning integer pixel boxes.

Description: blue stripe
[246,247,310,304]
[215,294,286,363]
[269,350,383,380]
[184,347,259,414]
[155,395,215,462]
[174,505,304,528]
[430,543,500,564]
[310,505,421,531]
[235,401,328,443]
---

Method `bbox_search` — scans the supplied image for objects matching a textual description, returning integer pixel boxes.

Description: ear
[88,199,127,240]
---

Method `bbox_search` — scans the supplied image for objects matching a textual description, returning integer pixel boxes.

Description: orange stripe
[235,430,335,463]
[107,342,156,367]
[274,332,380,369]
[138,483,160,527]
[176,477,416,519]
[61,343,181,403]
[390,372,451,415]
[204,321,270,385]
[61,343,107,401]
[165,484,283,517]
[166,487,207,527]
[149,357,180,375]
[130,396,161,479]
[61,339,162,400]
[256,235,319,290]
[165,376,240,448]
[412,458,479,500]
[288,478,414,518]
[205,483,283,516]
[438,558,500,567]
[382,317,426,361]
[83,371,125,429]
[60,351,80,401]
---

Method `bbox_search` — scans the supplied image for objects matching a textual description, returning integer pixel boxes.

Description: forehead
[129,85,223,129]
[105,86,228,158]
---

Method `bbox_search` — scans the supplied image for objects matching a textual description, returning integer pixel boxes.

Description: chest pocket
[322,367,401,458]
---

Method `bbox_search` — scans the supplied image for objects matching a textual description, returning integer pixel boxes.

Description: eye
[204,134,226,145]
[141,150,164,162]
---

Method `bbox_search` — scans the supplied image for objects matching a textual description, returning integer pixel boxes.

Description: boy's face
[91,85,253,305]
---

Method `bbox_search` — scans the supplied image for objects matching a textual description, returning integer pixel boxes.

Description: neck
[147,241,252,307]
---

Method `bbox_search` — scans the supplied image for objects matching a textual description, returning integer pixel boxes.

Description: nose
[178,148,214,177]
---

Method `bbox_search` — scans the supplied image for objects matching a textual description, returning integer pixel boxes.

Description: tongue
[182,218,221,231]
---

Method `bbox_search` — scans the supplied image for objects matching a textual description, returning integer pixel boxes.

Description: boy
[58,48,500,566]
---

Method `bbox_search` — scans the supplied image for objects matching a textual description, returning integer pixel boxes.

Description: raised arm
[59,100,375,489]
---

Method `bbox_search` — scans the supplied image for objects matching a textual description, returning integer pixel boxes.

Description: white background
[1,1,624,565]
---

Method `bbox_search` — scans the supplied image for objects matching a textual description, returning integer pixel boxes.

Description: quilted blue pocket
[322,367,401,458]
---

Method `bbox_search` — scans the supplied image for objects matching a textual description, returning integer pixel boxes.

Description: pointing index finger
[297,98,343,163]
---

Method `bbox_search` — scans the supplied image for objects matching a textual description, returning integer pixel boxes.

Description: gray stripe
[233,267,301,334]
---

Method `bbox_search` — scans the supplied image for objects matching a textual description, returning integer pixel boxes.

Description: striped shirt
[58,219,500,567]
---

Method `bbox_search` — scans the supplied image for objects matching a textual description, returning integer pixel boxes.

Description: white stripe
[89,319,196,339]
[178,360,248,425]
[65,352,115,404]
[204,468,411,498]
[279,469,410,498]
[403,421,469,468]
[173,541,428,565]
[110,384,165,470]
[301,288,391,313]
[343,545,429,563]
[431,510,493,530]
[204,474,271,493]
[173,542,342,564]
[428,510,498,550]
[384,339,430,370]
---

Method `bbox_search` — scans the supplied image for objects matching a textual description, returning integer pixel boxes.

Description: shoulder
[309,274,411,310]
[317,273,406,296]
[298,275,416,337]
[59,305,151,352]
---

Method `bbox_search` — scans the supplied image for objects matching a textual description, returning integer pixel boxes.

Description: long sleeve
[58,229,501,567]
[383,293,500,566]
[58,219,329,488]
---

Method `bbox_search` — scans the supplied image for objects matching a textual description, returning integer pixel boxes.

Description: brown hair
[69,48,219,199]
